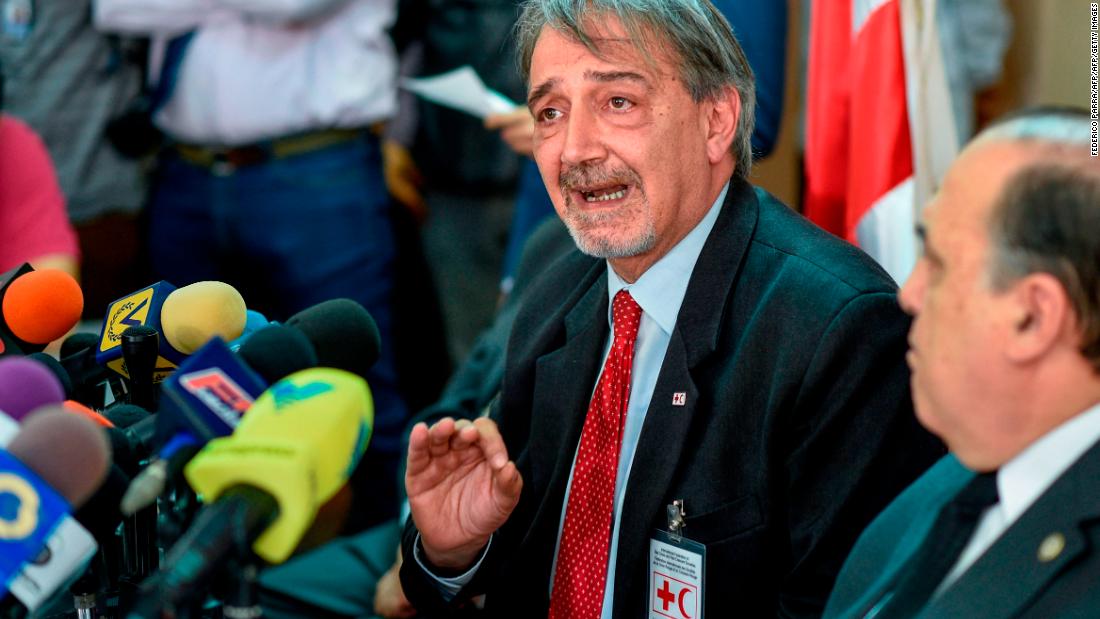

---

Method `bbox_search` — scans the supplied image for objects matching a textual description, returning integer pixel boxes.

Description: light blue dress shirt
[418,183,729,619]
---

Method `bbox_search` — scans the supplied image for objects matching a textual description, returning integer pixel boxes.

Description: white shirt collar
[997,400,1100,526]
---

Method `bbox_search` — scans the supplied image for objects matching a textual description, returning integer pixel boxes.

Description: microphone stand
[218,557,263,619]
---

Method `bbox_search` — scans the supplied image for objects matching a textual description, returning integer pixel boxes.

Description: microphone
[104,403,152,429]
[121,325,160,410]
[0,410,18,446]
[60,332,117,409]
[157,337,268,443]
[121,337,267,515]
[0,269,84,352]
[59,400,154,478]
[61,332,100,359]
[0,409,109,613]
[97,281,250,385]
[96,281,182,382]
[236,324,318,384]
[69,464,131,616]
[61,400,115,428]
[27,352,74,399]
[227,309,274,352]
[101,404,156,476]
[0,356,66,421]
[160,281,247,355]
[127,368,373,617]
[286,299,382,379]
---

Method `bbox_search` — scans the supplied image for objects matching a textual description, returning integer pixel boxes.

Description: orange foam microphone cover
[2,269,84,344]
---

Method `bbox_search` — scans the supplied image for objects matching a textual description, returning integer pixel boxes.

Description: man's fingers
[494,460,523,506]
[450,419,480,450]
[405,422,431,476]
[427,417,457,457]
[472,417,510,470]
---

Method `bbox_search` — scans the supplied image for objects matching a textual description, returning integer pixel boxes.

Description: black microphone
[27,352,74,399]
[285,298,381,378]
[61,332,99,359]
[236,324,318,384]
[121,326,159,411]
[103,405,156,476]
[60,333,120,410]
[126,486,278,619]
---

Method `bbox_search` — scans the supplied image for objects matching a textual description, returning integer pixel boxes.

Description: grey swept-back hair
[515,0,756,178]
[977,108,1100,371]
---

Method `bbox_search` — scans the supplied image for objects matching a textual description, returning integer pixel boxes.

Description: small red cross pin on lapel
[672,392,687,406]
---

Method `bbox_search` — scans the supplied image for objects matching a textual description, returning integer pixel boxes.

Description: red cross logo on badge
[672,392,687,406]
[653,572,697,619]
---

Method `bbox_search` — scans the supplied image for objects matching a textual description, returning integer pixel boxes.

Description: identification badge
[2,0,33,41]
[649,500,704,619]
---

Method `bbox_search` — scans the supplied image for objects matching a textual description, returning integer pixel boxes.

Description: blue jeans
[149,134,407,528]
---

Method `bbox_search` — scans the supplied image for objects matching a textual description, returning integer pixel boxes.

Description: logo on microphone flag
[652,572,697,619]
[100,287,155,349]
[0,450,70,587]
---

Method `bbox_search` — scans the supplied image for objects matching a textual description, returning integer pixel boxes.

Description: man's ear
[1005,273,1072,363]
[704,87,740,164]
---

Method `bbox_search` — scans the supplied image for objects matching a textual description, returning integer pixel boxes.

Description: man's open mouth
[580,184,629,203]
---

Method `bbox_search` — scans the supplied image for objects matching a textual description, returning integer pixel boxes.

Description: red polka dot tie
[548,290,643,619]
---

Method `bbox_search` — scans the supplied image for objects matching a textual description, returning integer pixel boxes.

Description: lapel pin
[1037,532,1066,563]
[672,392,687,406]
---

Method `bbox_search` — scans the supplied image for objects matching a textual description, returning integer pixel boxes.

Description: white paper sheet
[400,66,519,120]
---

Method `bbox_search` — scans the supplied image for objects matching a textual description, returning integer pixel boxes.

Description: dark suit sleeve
[777,291,944,617]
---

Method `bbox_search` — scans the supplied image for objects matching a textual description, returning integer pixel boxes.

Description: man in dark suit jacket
[823,109,1100,619]
[399,0,941,616]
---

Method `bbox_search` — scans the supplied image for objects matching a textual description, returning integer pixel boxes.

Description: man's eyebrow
[527,78,559,108]
[527,71,651,108]
[583,69,650,86]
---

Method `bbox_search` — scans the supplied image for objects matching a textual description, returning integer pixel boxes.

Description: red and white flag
[804,0,959,284]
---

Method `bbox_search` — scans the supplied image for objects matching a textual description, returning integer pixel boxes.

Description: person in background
[0,1,145,313]
[93,0,409,532]
[399,0,942,615]
[823,109,1100,619]
[0,112,80,277]
[395,0,537,365]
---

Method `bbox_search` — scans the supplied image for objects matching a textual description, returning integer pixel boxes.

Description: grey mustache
[559,164,642,193]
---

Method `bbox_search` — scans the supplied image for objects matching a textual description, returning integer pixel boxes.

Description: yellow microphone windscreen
[160,281,247,354]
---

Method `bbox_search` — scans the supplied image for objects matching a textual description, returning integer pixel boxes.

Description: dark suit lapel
[926,438,1100,618]
[523,267,610,581]
[612,178,760,617]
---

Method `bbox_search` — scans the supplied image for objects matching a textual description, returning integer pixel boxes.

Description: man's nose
[898,259,927,316]
[561,105,606,166]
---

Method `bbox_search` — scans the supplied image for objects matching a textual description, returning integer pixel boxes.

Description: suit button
[1037,532,1066,563]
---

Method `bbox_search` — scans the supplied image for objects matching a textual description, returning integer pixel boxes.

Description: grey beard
[564,215,657,258]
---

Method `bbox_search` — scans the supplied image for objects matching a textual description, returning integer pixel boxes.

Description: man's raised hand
[405,417,522,570]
